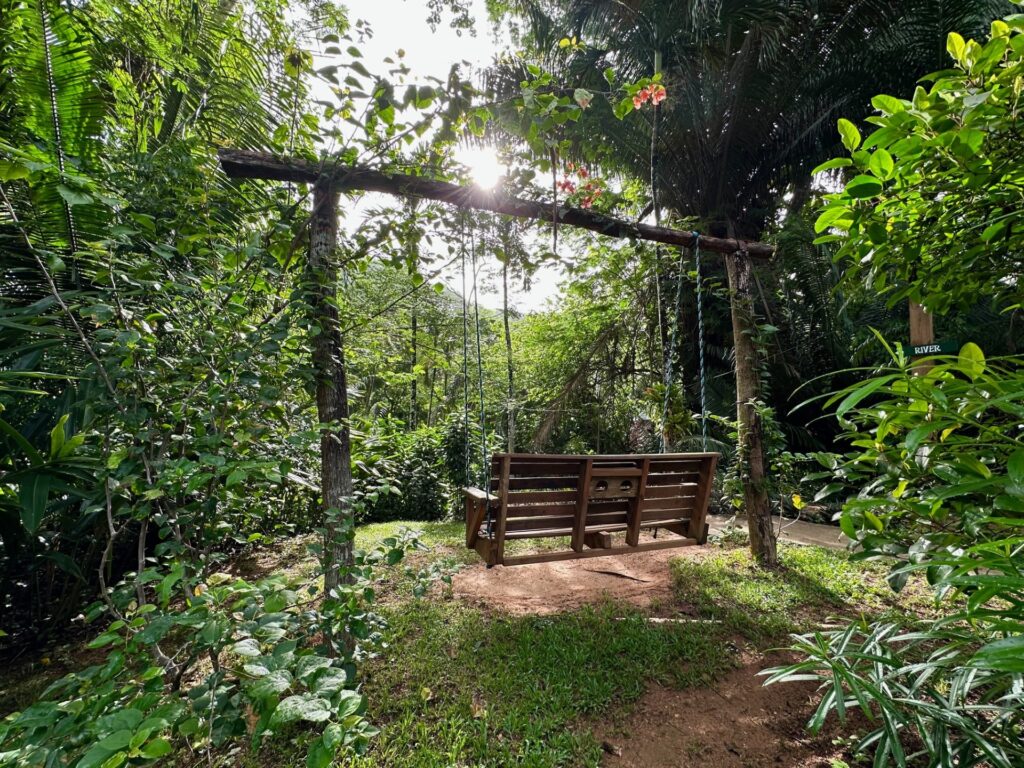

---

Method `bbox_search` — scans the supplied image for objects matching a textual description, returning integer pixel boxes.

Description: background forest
[1,1,1022,767]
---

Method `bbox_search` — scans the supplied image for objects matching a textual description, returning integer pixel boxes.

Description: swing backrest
[465,452,719,566]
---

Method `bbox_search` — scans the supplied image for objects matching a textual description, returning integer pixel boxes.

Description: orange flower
[650,84,667,105]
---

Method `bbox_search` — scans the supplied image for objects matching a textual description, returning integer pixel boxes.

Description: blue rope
[660,244,688,453]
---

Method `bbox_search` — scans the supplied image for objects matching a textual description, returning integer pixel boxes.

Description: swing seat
[464,452,719,567]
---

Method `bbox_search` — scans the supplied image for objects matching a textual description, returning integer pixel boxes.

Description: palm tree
[491,0,1010,565]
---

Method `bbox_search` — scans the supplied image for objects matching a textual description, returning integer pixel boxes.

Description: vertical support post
[909,301,934,375]
[688,454,718,544]
[626,457,650,547]
[725,250,778,567]
[309,180,354,612]
[494,454,511,566]
[571,458,594,552]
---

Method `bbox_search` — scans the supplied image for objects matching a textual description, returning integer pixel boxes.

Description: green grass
[343,600,733,767]
[8,520,933,767]
[671,542,932,644]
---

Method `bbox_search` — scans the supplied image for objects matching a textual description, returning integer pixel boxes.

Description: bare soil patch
[452,537,706,616]
[599,652,850,768]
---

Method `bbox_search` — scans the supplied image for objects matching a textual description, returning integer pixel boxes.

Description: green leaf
[970,636,1024,672]
[0,160,30,181]
[870,94,905,115]
[249,669,293,698]
[19,473,52,533]
[139,739,173,759]
[49,414,68,459]
[57,184,92,206]
[868,149,894,180]
[957,342,985,380]
[947,31,966,62]
[271,695,333,725]
[837,118,861,152]
[845,175,883,199]
[1007,450,1024,490]
[811,157,852,175]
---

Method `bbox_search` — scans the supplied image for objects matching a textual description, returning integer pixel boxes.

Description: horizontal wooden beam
[217,149,773,259]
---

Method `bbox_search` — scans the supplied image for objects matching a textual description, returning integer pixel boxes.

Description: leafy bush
[769,346,1024,767]
[0,528,424,767]
[351,419,449,524]
[770,13,1024,766]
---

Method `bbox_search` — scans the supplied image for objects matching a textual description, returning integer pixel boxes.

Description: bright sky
[333,0,565,313]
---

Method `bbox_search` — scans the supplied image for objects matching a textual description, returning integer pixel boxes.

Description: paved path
[708,514,850,551]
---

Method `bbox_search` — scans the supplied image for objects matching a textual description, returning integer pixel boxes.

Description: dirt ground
[454,544,852,768]
[599,652,849,768]
[452,535,704,616]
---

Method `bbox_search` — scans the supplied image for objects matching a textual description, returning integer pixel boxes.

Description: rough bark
[909,301,934,375]
[218,149,774,259]
[725,250,778,567]
[410,301,418,427]
[502,258,515,452]
[308,181,354,611]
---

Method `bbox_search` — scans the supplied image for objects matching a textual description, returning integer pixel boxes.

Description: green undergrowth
[671,543,934,644]
[6,521,930,767]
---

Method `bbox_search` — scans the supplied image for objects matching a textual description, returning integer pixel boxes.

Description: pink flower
[650,84,667,105]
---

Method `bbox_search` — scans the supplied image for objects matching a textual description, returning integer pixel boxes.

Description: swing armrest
[463,487,495,548]
[463,486,493,503]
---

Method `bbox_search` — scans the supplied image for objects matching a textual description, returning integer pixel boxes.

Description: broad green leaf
[868,149,894,180]
[19,473,51,533]
[837,118,861,151]
[870,94,905,115]
[957,342,985,380]
[947,31,966,62]
[811,157,852,175]
[271,694,332,725]
[49,414,68,459]
[57,184,92,206]
[970,636,1024,672]
[845,175,883,199]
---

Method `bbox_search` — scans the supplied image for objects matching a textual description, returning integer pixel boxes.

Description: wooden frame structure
[216,148,779,575]
[465,452,719,567]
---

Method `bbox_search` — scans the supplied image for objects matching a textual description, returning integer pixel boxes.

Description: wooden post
[725,250,778,567]
[909,301,934,375]
[571,458,593,552]
[308,181,354,611]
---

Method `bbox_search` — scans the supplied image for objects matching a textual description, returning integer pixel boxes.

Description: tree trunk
[502,258,516,452]
[308,181,354,623]
[410,300,418,427]
[909,301,934,375]
[725,250,777,567]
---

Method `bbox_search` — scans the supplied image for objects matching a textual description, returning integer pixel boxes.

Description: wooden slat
[505,490,578,505]
[583,510,629,528]
[646,472,701,486]
[626,457,650,546]
[645,483,699,499]
[585,499,631,514]
[641,508,694,523]
[505,528,573,540]
[503,514,576,532]
[495,455,511,565]
[571,459,593,553]
[498,502,576,518]
[591,467,642,478]
[647,460,705,473]
[502,536,698,566]
[641,495,697,510]
[492,452,721,461]
[491,476,579,491]
[507,461,582,476]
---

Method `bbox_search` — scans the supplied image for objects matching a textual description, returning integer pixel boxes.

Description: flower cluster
[559,162,605,209]
[633,83,667,109]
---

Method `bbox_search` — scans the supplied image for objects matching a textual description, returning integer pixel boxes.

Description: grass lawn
[3,520,933,767]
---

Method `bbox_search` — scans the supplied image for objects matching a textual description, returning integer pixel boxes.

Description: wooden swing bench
[464,452,719,567]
